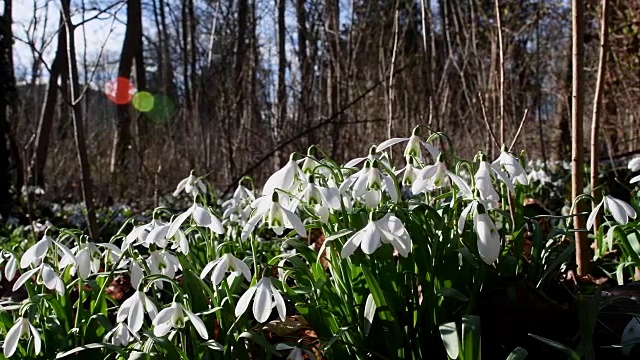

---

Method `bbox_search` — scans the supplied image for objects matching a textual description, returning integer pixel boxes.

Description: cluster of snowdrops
[1,126,639,359]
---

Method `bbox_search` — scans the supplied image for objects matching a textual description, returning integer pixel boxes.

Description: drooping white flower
[0,251,17,282]
[167,203,224,239]
[458,201,501,265]
[263,154,306,196]
[629,158,640,184]
[12,263,66,295]
[241,190,307,240]
[376,126,440,163]
[341,213,412,258]
[349,160,398,208]
[587,195,637,230]
[412,155,472,196]
[116,290,158,332]
[223,183,255,225]
[344,145,392,170]
[474,159,500,207]
[294,176,341,223]
[3,317,41,358]
[492,148,528,186]
[105,322,139,347]
[19,234,75,269]
[200,253,252,286]
[146,250,181,290]
[152,301,208,339]
[173,171,207,197]
[235,277,287,323]
[59,241,102,280]
[122,220,159,250]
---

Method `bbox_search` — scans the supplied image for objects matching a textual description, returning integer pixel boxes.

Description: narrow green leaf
[55,342,123,358]
[238,331,281,356]
[462,315,481,360]
[436,288,469,302]
[528,333,580,360]
[506,347,528,360]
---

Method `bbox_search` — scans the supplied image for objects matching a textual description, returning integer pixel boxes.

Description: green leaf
[439,322,460,359]
[506,347,528,360]
[203,339,224,351]
[238,331,281,356]
[55,342,124,358]
[436,287,469,302]
[528,333,580,360]
[462,315,481,360]
[363,293,376,337]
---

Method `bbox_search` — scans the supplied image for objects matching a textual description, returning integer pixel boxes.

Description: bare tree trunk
[110,0,143,196]
[29,17,67,187]
[589,0,609,236]
[275,0,287,169]
[571,0,588,276]
[0,0,15,217]
[62,0,99,239]
[325,0,341,157]
[296,0,311,146]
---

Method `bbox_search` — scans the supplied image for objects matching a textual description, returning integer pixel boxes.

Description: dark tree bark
[29,17,67,187]
[110,0,144,191]
[0,0,15,217]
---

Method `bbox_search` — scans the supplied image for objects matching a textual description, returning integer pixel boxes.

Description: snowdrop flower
[0,251,17,282]
[344,145,392,170]
[287,346,316,360]
[492,147,528,186]
[263,154,306,196]
[167,203,224,239]
[122,220,156,250]
[200,253,252,286]
[59,241,102,280]
[348,160,398,208]
[20,234,75,269]
[147,250,181,290]
[458,201,501,265]
[13,263,66,295]
[629,158,640,184]
[105,322,139,347]
[235,277,286,323]
[395,157,418,188]
[474,157,500,207]
[412,154,472,196]
[173,171,207,197]
[295,176,341,223]
[341,213,412,258]
[116,290,159,332]
[152,301,208,339]
[3,317,41,358]
[223,183,255,224]
[241,190,307,240]
[587,195,637,230]
[376,126,439,163]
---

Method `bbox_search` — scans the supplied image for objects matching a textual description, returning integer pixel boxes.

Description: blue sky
[12,0,126,82]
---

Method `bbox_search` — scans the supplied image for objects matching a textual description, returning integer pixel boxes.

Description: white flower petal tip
[341,215,412,258]
[234,278,286,323]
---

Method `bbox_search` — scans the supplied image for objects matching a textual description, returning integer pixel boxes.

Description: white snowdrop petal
[235,284,258,318]
[184,308,208,339]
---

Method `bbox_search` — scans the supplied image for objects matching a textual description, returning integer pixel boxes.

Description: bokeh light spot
[145,95,174,124]
[132,91,155,112]
[104,77,136,105]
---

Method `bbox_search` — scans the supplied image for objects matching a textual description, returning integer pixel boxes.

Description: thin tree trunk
[571,0,588,276]
[29,17,66,187]
[589,0,609,237]
[110,0,143,197]
[62,0,99,239]
[0,0,15,217]
[275,0,287,169]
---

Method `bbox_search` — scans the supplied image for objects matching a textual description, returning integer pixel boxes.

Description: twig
[478,93,501,150]
[222,61,418,196]
[495,0,505,145]
[509,108,529,152]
